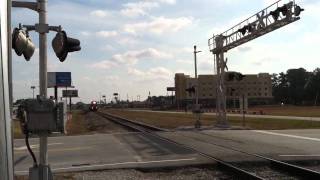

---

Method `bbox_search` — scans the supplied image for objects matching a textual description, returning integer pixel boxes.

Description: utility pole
[193,45,202,128]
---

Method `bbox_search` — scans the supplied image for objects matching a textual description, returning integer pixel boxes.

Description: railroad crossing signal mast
[208,0,304,127]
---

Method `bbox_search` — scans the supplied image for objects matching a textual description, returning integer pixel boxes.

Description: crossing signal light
[12,28,35,61]
[226,72,245,81]
[270,9,280,21]
[294,5,304,16]
[238,27,247,35]
[278,5,290,16]
[269,2,304,21]
[247,24,255,33]
[52,31,81,62]
[235,73,245,81]
[185,86,196,95]
[238,24,255,36]
[227,72,236,81]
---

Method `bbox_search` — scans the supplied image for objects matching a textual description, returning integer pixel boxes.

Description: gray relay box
[22,98,65,134]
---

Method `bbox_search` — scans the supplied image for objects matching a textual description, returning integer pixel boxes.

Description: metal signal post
[193,45,202,128]
[12,0,81,180]
[208,0,304,127]
[214,36,229,127]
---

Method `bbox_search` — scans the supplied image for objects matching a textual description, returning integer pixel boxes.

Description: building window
[265,93,268,96]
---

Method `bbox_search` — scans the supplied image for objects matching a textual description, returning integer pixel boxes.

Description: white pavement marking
[15,158,197,174]
[253,130,320,142]
[14,143,63,151]
[279,155,320,157]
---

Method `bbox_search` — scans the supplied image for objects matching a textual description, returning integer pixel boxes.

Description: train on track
[89,101,98,111]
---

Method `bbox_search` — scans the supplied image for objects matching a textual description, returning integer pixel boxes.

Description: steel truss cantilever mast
[208,0,304,127]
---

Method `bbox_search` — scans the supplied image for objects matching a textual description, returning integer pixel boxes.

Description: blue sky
[11,0,319,102]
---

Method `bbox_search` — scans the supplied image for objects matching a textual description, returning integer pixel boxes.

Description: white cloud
[90,10,108,18]
[100,44,115,51]
[112,48,172,65]
[120,0,176,18]
[96,31,118,38]
[128,68,145,76]
[80,31,92,36]
[128,67,172,81]
[117,36,139,46]
[121,1,159,17]
[148,67,172,79]
[157,0,176,4]
[91,60,117,69]
[176,59,193,64]
[124,16,193,35]
[237,46,252,52]
[105,76,120,81]
[199,60,214,71]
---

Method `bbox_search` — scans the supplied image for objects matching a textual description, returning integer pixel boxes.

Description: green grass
[105,109,320,130]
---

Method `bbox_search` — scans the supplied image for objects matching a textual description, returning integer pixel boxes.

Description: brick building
[175,73,273,108]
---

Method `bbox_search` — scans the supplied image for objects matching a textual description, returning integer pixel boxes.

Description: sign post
[48,72,72,102]
[62,90,78,111]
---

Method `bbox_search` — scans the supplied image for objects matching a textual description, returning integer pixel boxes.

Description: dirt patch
[66,110,130,135]
[84,112,130,133]
[66,110,90,135]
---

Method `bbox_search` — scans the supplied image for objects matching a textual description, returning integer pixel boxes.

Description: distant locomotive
[89,101,98,111]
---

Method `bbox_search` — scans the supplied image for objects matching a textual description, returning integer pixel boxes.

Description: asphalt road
[14,129,320,175]
[14,132,211,175]
[129,109,320,121]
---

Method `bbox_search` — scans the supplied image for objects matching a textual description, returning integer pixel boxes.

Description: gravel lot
[72,167,232,180]
[84,112,131,134]
[16,166,233,180]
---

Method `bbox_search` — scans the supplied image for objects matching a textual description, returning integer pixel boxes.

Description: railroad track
[95,111,320,180]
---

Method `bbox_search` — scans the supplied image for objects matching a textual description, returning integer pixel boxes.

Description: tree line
[272,68,320,105]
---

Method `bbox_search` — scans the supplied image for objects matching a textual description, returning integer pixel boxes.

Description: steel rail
[192,131,320,179]
[95,111,264,180]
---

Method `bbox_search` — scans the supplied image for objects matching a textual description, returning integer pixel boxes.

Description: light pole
[193,45,202,128]
[31,86,36,98]
[102,95,106,104]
